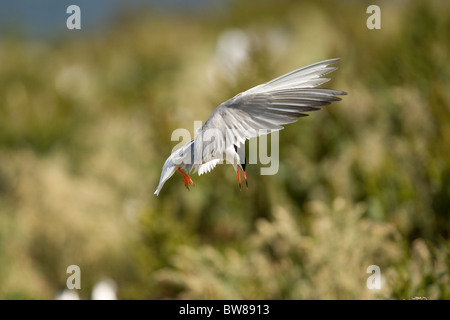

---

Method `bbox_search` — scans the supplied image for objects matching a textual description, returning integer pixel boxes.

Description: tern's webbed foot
[178,167,194,191]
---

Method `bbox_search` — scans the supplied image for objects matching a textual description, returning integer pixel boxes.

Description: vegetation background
[0,0,448,299]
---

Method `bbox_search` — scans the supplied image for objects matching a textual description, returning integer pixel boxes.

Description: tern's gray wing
[196,58,346,164]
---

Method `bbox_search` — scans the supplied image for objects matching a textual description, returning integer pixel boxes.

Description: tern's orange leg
[236,167,248,191]
[178,168,194,190]
[242,169,248,188]
[236,169,242,191]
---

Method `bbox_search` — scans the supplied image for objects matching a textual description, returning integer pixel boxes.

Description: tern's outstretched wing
[196,58,346,163]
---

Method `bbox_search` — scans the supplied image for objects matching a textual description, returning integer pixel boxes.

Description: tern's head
[154,140,194,196]
[154,156,178,196]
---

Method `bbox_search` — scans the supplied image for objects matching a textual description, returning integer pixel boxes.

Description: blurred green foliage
[0,0,449,299]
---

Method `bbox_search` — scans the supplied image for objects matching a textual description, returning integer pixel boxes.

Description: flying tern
[155,58,346,195]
